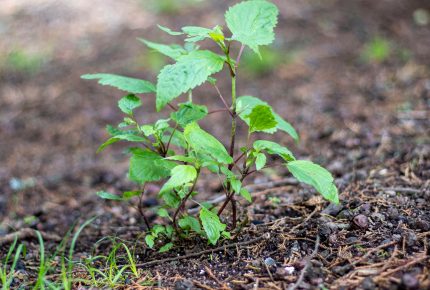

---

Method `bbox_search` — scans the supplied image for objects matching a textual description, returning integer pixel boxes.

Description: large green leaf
[225,0,278,57]
[129,148,176,183]
[159,165,197,194]
[247,104,277,133]
[138,38,187,60]
[200,207,226,245]
[287,160,339,203]
[253,140,295,161]
[81,73,156,94]
[179,216,202,234]
[118,94,142,115]
[237,96,299,141]
[184,123,233,164]
[171,102,208,127]
[156,50,225,111]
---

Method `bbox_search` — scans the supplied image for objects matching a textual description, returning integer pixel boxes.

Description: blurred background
[0,0,429,232]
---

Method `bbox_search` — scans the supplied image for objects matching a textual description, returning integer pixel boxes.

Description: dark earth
[1,0,429,289]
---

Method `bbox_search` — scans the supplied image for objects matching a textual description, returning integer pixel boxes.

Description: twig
[0,229,61,246]
[213,84,232,116]
[288,235,320,290]
[381,187,423,194]
[136,236,265,268]
[377,255,428,279]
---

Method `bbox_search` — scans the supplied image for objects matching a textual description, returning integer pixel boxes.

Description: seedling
[82,0,339,249]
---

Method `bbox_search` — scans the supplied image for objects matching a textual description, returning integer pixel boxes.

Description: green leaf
[253,140,295,161]
[157,208,170,218]
[160,191,181,208]
[145,235,155,248]
[162,129,187,149]
[138,38,187,60]
[171,102,208,127]
[200,207,226,245]
[240,188,252,202]
[122,191,141,200]
[287,160,339,204]
[159,242,174,253]
[255,153,267,170]
[97,134,148,153]
[184,123,233,164]
[157,24,183,36]
[247,104,277,133]
[156,50,225,111]
[165,155,197,164]
[237,96,299,141]
[182,26,213,42]
[225,0,279,57]
[81,73,156,94]
[159,165,197,194]
[118,94,142,115]
[96,191,123,201]
[179,216,202,234]
[129,148,176,183]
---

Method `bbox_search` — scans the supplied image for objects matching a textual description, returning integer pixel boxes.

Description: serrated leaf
[129,148,176,183]
[182,26,213,42]
[97,134,148,153]
[165,155,197,163]
[159,165,197,194]
[255,152,267,170]
[253,140,295,161]
[157,24,184,36]
[159,242,174,253]
[200,207,226,245]
[96,191,123,201]
[162,128,187,148]
[240,188,252,202]
[81,73,156,94]
[246,104,277,133]
[287,160,339,204]
[118,94,142,115]
[138,38,187,60]
[171,102,208,127]
[157,208,170,218]
[145,235,155,248]
[156,50,225,111]
[184,123,233,164]
[237,96,299,141]
[179,216,202,234]
[225,0,279,57]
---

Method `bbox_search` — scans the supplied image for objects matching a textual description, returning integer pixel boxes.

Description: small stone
[361,277,375,290]
[401,273,419,290]
[322,203,343,216]
[264,257,276,266]
[337,209,353,220]
[353,214,369,229]
[175,279,194,290]
[416,219,430,231]
[387,207,399,220]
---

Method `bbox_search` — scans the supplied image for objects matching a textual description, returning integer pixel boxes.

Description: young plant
[82,0,339,249]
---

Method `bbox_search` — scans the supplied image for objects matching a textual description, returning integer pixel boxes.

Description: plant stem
[172,169,200,232]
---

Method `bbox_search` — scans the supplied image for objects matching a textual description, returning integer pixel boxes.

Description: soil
[1,0,429,289]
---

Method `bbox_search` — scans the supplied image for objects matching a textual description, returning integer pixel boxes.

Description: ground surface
[0,0,429,289]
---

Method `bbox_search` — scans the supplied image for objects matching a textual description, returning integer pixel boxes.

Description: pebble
[337,209,353,220]
[401,273,419,290]
[175,279,194,290]
[264,257,276,266]
[321,203,343,216]
[361,277,375,290]
[353,214,369,229]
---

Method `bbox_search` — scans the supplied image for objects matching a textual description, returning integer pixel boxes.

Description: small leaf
[240,188,252,202]
[165,155,197,164]
[159,242,174,253]
[159,165,197,194]
[171,102,208,127]
[81,73,156,94]
[122,191,141,200]
[179,216,202,234]
[255,153,267,170]
[96,191,123,201]
[118,94,142,115]
[246,105,277,133]
[156,50,225,111]
[254,140,295,161]
[138,38,187,60]
[200,207,226,245]
[129,148,176,183]
[157,208,170,218]
[145,235,155,248]
[237,96,299,141]
[287,160,339,204]
[97,134,148,153]
[184,123,233,164]
[225,0,279,57]
[157,24,184,36]
[182,26,213,42]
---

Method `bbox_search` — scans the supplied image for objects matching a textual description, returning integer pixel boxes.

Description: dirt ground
[1,0,429,289]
